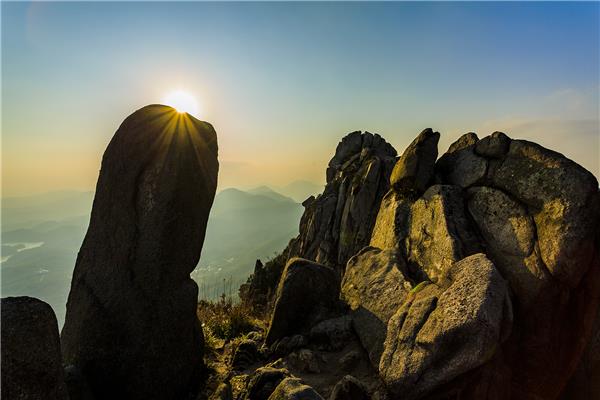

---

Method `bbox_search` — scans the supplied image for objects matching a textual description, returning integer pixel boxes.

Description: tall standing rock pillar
[61,105,219,400]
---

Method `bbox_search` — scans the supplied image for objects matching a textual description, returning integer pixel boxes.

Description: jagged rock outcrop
[390,128,439,195]
[61,105,219,400]
[379,254,512,400]
[266,258,341,346]
[1,296,69,400]
[370,128,440,251]
[239,253,290,312]
[289,131,397,272]
[238,127,599,400]
[341,247,412,366]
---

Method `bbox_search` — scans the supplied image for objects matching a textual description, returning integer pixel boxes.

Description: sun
[162,90,200,117]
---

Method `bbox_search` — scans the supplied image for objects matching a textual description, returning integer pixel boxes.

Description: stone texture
[265,258,341,346]
[290,131,397,272]
[1,296,68,400]
[329,375,369,400]
[341,247,412,366]
[436,132,487,188]
[244,367,290,400]
[475,131,511,158]
[390,128,439,195]
[491,139,599,287]
[467,186,549,308]
[309,315,353,351]
[369,190,413,250]
[405,185,481,282]
[379,254,512,400]
[267,378,324,400]
[61,105,219,400]
[483,139,600,399]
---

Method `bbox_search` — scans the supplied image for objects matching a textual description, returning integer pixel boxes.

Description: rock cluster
[288,131,397,273]
[1,297,69,400]
[241,131,397,309]
[59,105,219,400]
[245,128,599,400]
[4,120,599,400]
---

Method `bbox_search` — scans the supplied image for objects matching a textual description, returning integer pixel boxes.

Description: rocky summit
[2,123,599,400]
[60,105,219,400]
[239,129,600,400]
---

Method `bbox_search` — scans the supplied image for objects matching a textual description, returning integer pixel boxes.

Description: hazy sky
[2,1,598,196]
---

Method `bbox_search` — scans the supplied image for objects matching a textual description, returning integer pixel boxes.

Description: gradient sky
[2,1,599,196]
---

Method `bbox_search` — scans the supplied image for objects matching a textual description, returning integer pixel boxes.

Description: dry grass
[197,294,266,344]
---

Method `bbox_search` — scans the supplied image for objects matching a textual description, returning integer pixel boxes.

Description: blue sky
[2,2,598,195]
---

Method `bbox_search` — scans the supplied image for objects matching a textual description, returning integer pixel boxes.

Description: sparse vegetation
[197,294,266,343]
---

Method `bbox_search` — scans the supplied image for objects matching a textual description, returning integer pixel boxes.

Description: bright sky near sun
[2,2,599,196]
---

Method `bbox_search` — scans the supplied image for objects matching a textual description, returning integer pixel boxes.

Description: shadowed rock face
[1,296,68,400]
[341,247,412,366]
[265,258,340,346]
[61,105,219,400]
[289,131,397,273]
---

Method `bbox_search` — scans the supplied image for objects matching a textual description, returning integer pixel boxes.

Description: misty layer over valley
[0,182,319,326]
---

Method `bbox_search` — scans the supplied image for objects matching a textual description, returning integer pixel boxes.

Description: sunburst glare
[162,90,200,117]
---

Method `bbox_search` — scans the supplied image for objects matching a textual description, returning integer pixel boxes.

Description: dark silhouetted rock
[329,375,369,400]
[290,131,397,272]
[64,365,94,400]
[341,247,412,366]
[61,105,219,400]
[436,132,487,188]
[475,131,511,158]
[560,306,600,399]
[210,383,233,400]
[266,258,340,346]
[267,378,324,400]
[1,296,68,400]
[379,254,512,400]
[390,128,439,195]
[240,252,290,313]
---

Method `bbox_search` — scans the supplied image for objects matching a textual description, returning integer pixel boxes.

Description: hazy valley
[1,182,319,326]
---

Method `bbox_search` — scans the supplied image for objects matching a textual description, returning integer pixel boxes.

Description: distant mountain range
[1,185,311,326]
[274,180,323,203]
